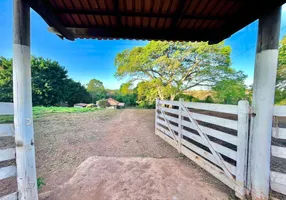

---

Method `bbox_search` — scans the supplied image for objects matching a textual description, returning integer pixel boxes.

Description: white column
[13,0,38,199]
[250,7,281,200]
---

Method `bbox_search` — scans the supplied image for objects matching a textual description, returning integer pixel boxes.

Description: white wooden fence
[0,103,17,200]
[270,106,286,196]
[155,99,249,199]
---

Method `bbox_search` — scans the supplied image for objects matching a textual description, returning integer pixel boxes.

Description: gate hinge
[249,107,256,117]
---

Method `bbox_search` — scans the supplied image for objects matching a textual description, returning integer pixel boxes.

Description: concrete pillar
[250,7,281,200]
[13,0,38,199]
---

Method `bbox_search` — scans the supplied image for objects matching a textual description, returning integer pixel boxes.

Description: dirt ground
[34,109,233,200]
[1,109,234,199]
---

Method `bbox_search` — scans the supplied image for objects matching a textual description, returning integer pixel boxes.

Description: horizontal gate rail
[0,102,17,200]
[270,105,286,196]
[155,99,249,199]
[0,102,14,115]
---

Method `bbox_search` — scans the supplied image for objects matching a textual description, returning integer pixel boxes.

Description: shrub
[86,103,96,108]
[97,99,109,108]
[205,95,214,103]
[37,177,45,189]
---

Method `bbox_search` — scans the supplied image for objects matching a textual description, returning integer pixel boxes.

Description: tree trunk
[169,94,176,108]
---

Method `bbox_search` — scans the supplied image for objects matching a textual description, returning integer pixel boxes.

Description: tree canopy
[212,79,247,105]
[86,78,107,102]
[115,41,247,104]
[0,56,90,106]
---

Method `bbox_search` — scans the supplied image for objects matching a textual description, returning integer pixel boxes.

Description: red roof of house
[107,98,120,106]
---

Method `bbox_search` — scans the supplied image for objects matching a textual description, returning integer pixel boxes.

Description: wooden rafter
[55,8,226,21]
[25,0,74,40]
[112,0,121,27]
[170,0,187,29]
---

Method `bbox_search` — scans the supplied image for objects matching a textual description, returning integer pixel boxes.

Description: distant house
[74,103,88,108]
[106,98,125,109]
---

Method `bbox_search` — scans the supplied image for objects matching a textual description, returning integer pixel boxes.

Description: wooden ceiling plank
[55,8,226,20]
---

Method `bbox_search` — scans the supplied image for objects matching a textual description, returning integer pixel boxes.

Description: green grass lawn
[0,106,101,123]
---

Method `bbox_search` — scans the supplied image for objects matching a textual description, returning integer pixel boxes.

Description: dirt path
[33,109,232,199]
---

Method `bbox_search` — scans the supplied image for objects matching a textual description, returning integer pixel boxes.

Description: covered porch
[1,0,286,199]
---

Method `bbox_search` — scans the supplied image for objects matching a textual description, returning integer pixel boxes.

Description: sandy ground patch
[40,157,229,200]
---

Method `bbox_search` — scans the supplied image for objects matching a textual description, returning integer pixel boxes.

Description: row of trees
[0,56,90,106]
[1,37,285,107]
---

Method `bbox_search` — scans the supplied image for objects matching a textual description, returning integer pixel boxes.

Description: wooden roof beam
[112,0,121,27]
[65,27,221,42]
[24,0,74,40]
[55,9,225,21]
[210,0,285,43]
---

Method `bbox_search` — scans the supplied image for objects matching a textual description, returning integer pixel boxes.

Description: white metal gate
[155,99,250,199]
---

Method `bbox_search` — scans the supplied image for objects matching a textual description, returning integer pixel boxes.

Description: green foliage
[37,177,46,190]
[115,41,247,102]
[205,95,214,103]
[97,99,109,108]
[275,35,286,104]
[212,79,247,105]
[108,82,138,107]
[86,79,107,103]
[0,56,90,106]
[63,79,91,106]
[0,57,13,102]
[119,82,133,95]
[31,57,68,106]
[136,81,158,107]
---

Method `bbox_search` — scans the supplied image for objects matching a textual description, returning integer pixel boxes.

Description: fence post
[178,98,183,153]
[250,7,281,199]
[155,98,159,136]
[13,0,38,199]
[236,100,250,198]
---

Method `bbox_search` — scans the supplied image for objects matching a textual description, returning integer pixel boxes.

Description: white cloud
[244,77,253,87]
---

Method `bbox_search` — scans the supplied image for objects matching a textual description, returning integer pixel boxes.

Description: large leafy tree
[86,78,107,102]
[63,79,91,106]
[115,41,246,102]
[31,57,68,105]
[0,56,90,106]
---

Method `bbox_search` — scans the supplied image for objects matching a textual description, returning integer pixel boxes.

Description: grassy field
[0,106,101,123]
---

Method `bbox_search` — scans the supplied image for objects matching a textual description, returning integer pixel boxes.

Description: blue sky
[1,1,286,89]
